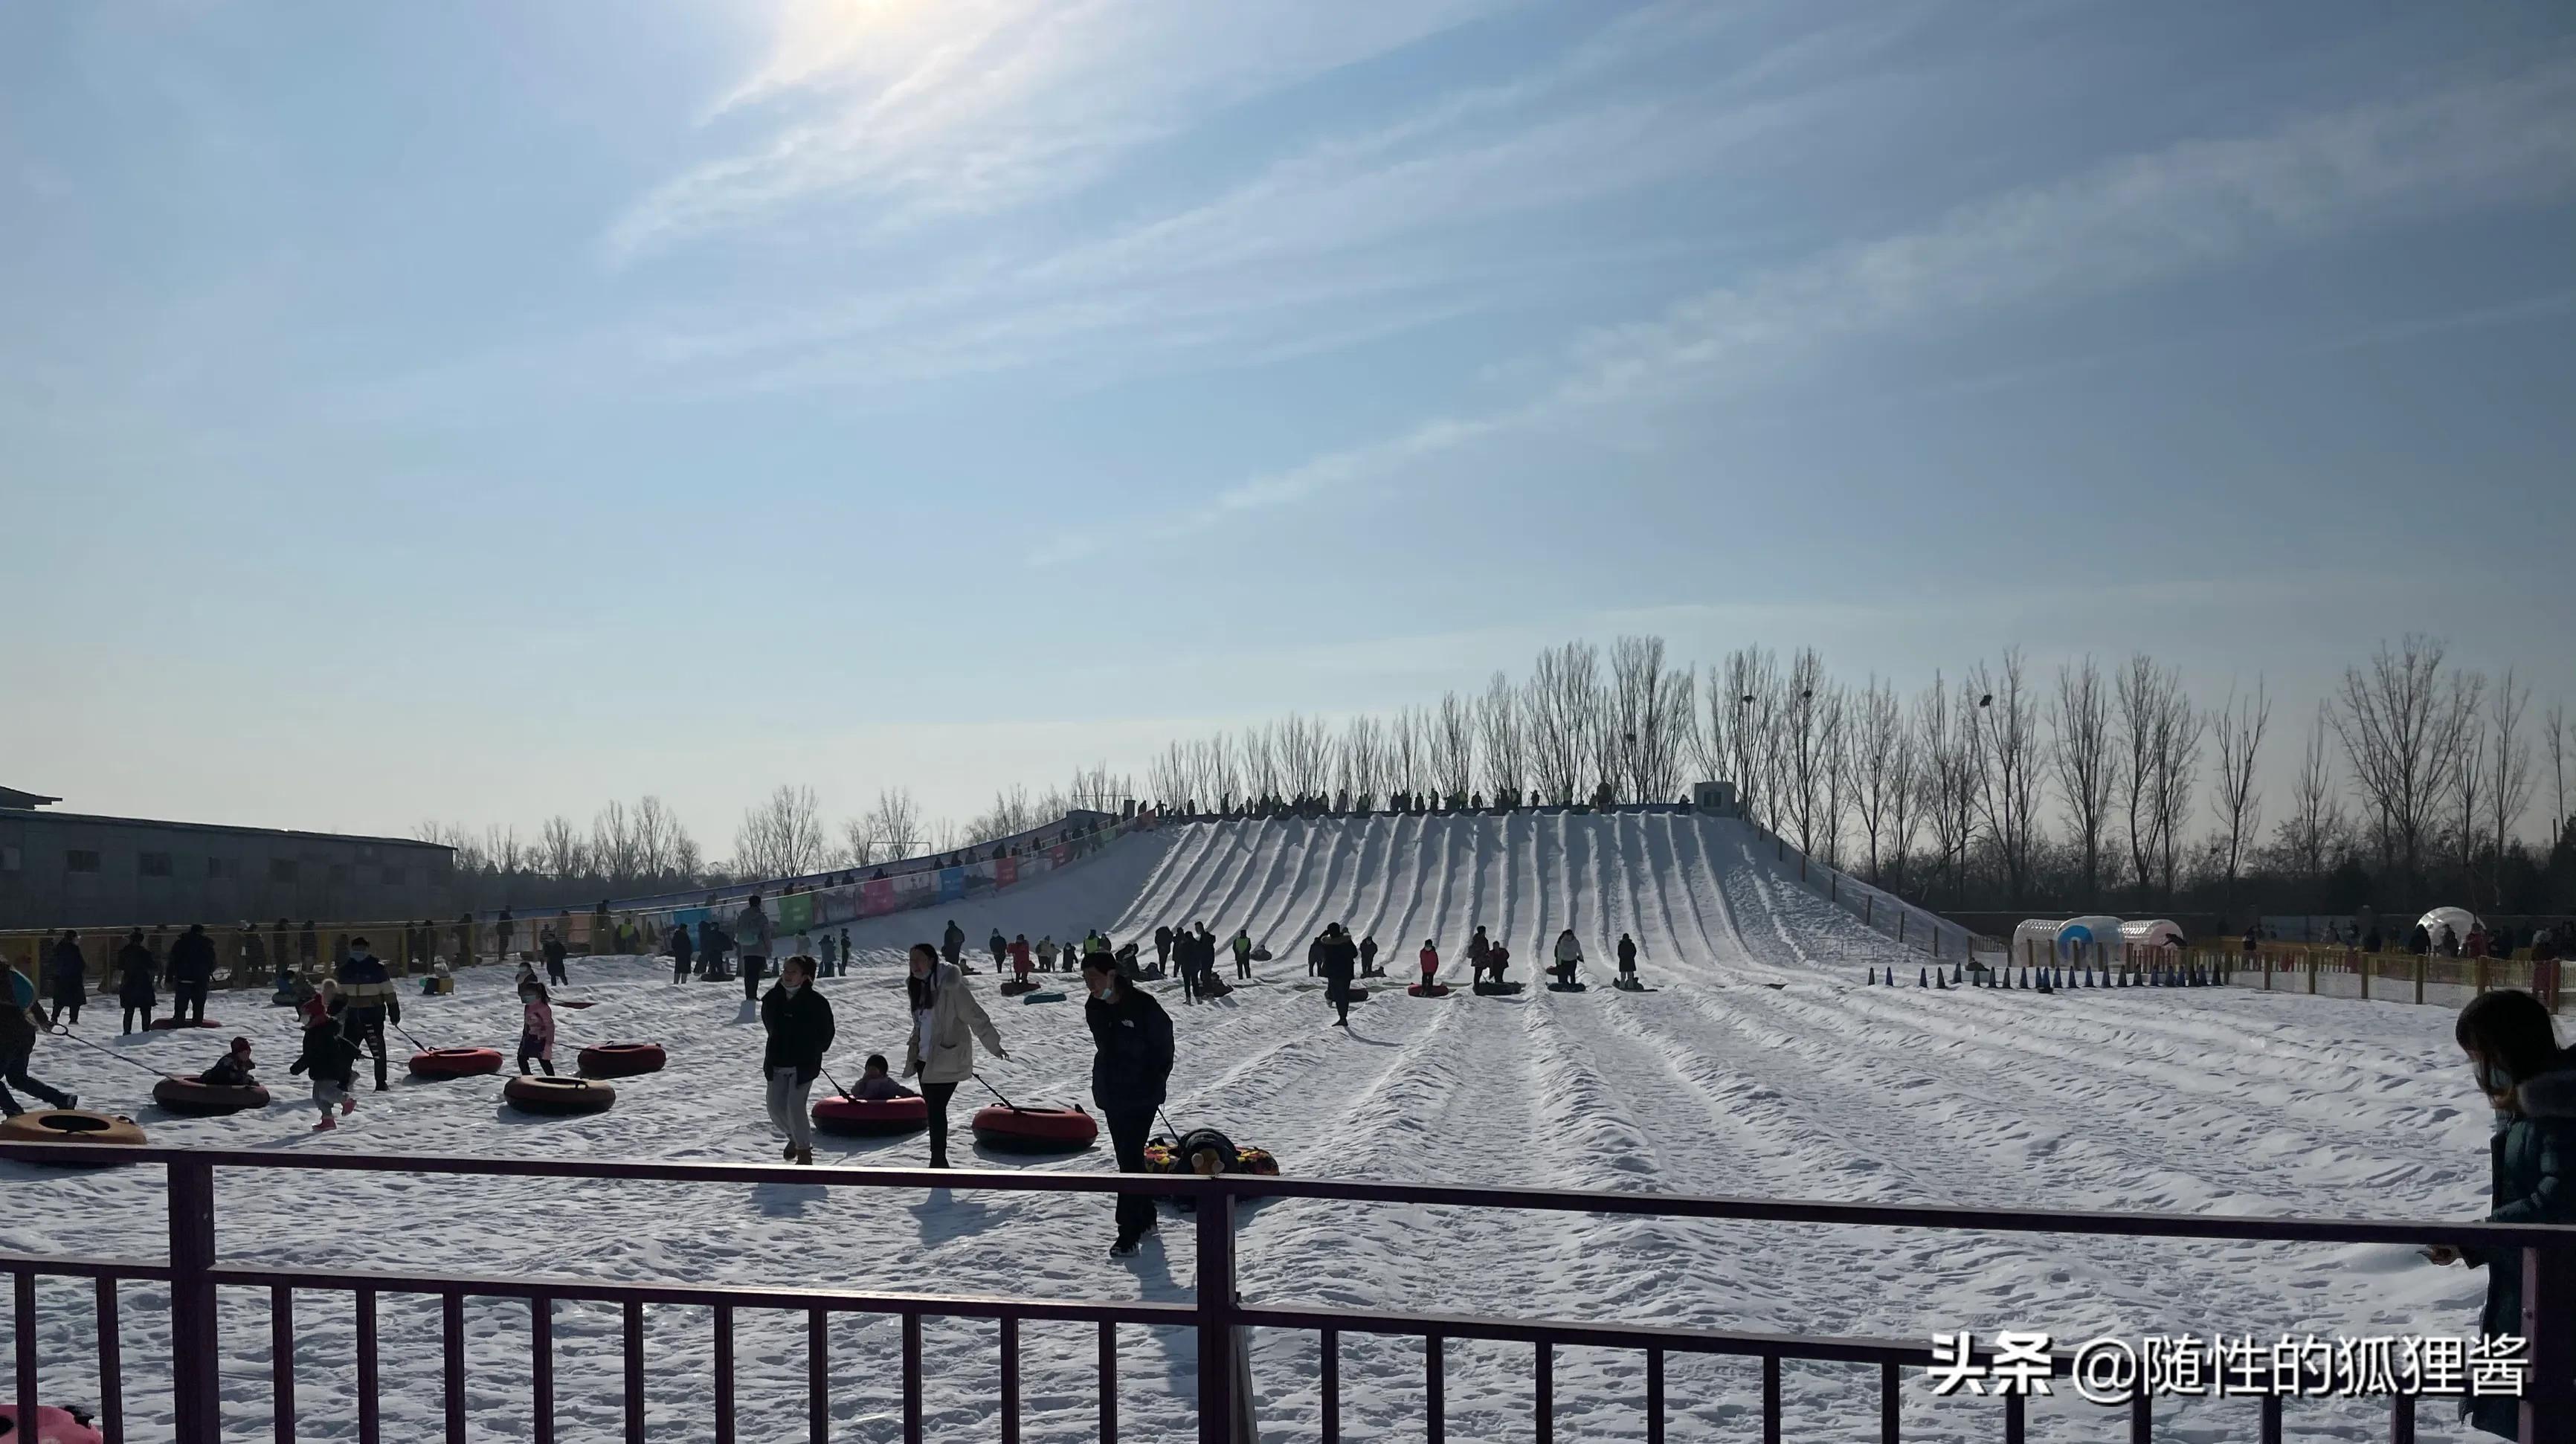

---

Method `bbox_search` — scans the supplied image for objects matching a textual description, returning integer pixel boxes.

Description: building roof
[0,785,62,810]
[0,808,450,853]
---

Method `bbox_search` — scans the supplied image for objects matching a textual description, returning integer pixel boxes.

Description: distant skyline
[5,1,2572,857]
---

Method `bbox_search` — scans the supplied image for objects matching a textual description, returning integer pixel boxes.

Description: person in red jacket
[1418,939,1439,989]
[1008,933,1034,983]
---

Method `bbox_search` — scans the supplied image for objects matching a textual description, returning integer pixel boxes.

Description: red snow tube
[1406,982,1451,998]
[503,1076,616,1116]
[811,1095,930,1137]
[970,1105,1098,1154]
[408,1048,503,1080]
[576,1042,666,1079]
[152,1075,272,1117]
[0,1403,106,1443]
[145,1016,223,1031]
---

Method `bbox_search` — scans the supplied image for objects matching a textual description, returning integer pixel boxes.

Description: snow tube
[557,999,595,1010]
[152,1075,271,1117]
[1546,981,1589,993]
[1472,979,1524,996]
[408,1048,503,1080]
[1144,1142,1280,1176]
[1249,947,1272,961]
[997,979,1039,997]
[811,1095,929,1138]
[0,1403,105,1443]
[575,1042,666,1079]
[970,1105,1098,1154]
[5,968,33,1009]
[0,1109,146,1159]
[1200,979,1232,998]
[1405,982,1451,998]
[503,1076,616,1116]
[1611,977,1648,993]
[145,1016,223,1031]
[1020,990,1067,1005]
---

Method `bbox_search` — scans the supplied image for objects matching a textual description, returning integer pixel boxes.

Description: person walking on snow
[903,942,1008,1170]
[115,929,157,1034]
[518,979,557,1077]
[1489,938,1512,983]
[45,929,86,1028]
[1551,929,1585,986]
[1,968,77,1116]
[1319,924,1359,1028]
[1194,924,1220,993]
[289,981,361,1130]
[1154,925,1174,973]
[336,937,401,1092]
[1231,929,1253,981]
[167,924,216,1026]
[941,920,966,970]
[738,895,776,1002]
[988,929,1008,971]
[1418,940,1440,989]
[669,922,695,984]
[1616,932,1638,983]
[1081,950,1176,1257]
[761,955,835,1166]
[1037,937,1059,973]
[1008,934,1033,983]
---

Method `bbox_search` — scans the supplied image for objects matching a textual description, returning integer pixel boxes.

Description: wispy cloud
[1053,62,2576,557]
[606,0,1514,262]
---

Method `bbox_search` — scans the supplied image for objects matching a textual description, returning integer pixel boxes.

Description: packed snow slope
[1,813,2513,1442]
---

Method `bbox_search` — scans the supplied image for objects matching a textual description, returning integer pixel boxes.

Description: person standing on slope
[1466,927,1491,985]
[669,921,695,984]
[1036,936,1059,973]
[1081,950,1175,1257]
[738,895,776,1002]
[1230,929,1253,982]
[1194,924,1220,994]
[542,928,570,987]
[761,955,835,1167]
[941,919,966,970]
[336,936,401,1092]
[988,928,1008,973]
[1154,925,1174,974]
[45,929,86,1028]
[1418,939,1440,990]
[1552,929,1584,987]
[1008,933,1033,984]
[115,929,157,1034]
[1319,924,1359,1028]
[903,941,1008,1170]
[1358,933,1379,978]
[1615,932,1638,983]
[167,924,217,1026]
[1488,937,1513,984]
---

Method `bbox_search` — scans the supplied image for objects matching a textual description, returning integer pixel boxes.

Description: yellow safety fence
[1,912,673,1001]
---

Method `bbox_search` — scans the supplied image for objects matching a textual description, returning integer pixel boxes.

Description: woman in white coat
[903,941,1009,1168]
[1552,929,1584,987]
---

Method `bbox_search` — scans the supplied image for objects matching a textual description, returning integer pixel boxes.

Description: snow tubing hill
[0,1403,106,1443]
[811,1095,929,1137]
[503,1077,616,1116]
[971,1105,1097,1153]
[0,1109,146,1161]
[144,1016,222,1031]
[152,1076,271,1117]
[409,1048,503,1080]
[576,1042,666,1079]
[1406,982,1451,998]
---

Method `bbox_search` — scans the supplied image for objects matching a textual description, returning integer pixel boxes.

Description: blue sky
[4,1,2572,851]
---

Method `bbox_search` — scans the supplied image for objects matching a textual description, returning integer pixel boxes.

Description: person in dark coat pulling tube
[1081,952,1174,1257]
[1318,924,1359,1028]
[761,955,835,1166]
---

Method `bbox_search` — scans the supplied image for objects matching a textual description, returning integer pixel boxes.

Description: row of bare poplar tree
[1133,634,2568,911]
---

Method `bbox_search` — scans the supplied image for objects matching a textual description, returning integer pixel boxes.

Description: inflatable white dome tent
[2120,919,2186,951]
[2416,907,2482,946]
[2012,919,2064,967]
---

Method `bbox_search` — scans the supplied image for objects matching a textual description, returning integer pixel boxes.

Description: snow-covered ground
[0,814,2511,1441]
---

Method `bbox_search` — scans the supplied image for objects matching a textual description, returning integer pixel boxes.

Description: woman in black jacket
[760,955,835,1166]
[45,930,85,1027]
[2425,990,2575,1440]
[115,929,157,1034]
[1081,953,1174,1257]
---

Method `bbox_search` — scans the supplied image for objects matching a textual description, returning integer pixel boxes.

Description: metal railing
[2,1145,2571,1443]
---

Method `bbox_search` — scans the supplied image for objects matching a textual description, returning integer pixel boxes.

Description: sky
[4,0,2573,857]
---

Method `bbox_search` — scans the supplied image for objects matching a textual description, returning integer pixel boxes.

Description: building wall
[0,812,456,929]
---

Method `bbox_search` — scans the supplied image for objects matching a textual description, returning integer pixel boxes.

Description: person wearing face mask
[1081,952,1174,1258]
[2423,989,2575,1440]
[761,955,835,1166]
[335,937,401,1092]
[903,942,1008,1170]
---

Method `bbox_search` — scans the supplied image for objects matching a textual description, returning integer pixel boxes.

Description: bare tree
[1197,734,1243,811]
[1780,650,1845,857]
[1609,635,1693,804]
[2329,635,2477,886]
[1476,672,1524,802]
[1847,677,1904,881]
[864,787,925,863]
[1431,692,1477,799]
[1914,675,1975,898]
[1147,741,1193,810]
[2276,704,2345,891]
[2207,678,2271,902]
[1524,642,1603,805]
[2049,657,2117,906]
[538,815,588,881]
[590,801,641,886]
[2487,669,2537,892]
[2448,685,2488,894]
[1966,650,2043,903]
[1278,716,1331,799]
[1336,714,1389,806]
[735,784,826,879]
[1723,648,1781,828]
[1690,663,1730,784]
[1882,705,1921,892]
[634,796,686,883]
[2117,654,2197,904]
[2548,701,2570,847]
[1242,724,1281,802]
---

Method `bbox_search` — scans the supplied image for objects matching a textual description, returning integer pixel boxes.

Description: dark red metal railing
[1,1144,2571,1443]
